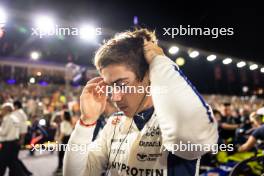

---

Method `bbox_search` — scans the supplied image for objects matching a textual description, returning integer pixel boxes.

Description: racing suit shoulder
[149,55,219,160]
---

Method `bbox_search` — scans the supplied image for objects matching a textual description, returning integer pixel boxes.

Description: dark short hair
[94,28,157,81]
[223,102,231,107]
[14,100,22,109]
[213,109,222,116]
[63,111,71,122]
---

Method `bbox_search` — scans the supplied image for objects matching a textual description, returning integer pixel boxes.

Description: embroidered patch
[112,116,121,125]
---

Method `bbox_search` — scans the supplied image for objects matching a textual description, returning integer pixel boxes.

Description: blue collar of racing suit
[133,106,154,131]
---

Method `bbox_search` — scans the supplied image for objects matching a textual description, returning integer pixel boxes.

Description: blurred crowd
[0,82,81,175]
[205,94,264,147]
[0,82,264,175]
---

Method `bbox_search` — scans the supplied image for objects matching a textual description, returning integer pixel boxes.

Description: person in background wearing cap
[0,103,26,176]
[238,107,264,152]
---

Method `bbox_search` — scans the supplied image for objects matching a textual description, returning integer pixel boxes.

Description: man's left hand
[143,41,164,64]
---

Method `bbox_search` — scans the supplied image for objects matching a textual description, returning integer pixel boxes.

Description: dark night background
[0,1,263,95]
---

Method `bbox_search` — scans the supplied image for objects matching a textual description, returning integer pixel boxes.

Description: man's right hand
[80,77,107,125]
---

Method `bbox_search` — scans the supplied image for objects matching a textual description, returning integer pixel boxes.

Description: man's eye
[117,82,129,87]
[121,83,127,87]
[116,84,127,89]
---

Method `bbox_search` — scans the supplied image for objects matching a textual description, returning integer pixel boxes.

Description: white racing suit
[63,55,218,176]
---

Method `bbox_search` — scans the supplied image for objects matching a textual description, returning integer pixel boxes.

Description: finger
[86,77,103,85]
[144,46,152,51]
[84,83,98,90]
[144,42,152,47]
[144,43,154,48]
[144,44,155,50]
[94,81,107,95]
[98,80,107,87]
[146,41,158,46]
[144,45,161,54]
[95,81,107,93]
[144,47,153,53]
[144,40,155,45]
[93,87,107,100]
[98,91,107,100]
[82,83,98,94]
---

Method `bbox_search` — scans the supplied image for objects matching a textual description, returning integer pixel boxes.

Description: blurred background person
[219,102,241,142]
[238,107,264,152]
[0,103,25,176]
[55,110,73,174]
[27,115,48,156]
[12,100,32,176]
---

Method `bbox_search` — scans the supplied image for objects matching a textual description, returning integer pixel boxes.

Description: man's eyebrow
[109,78,128,85]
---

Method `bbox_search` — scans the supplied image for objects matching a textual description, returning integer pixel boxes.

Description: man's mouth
[118,105,128,111]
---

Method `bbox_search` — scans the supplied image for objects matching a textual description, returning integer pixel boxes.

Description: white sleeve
[150,55,218,160]
[0,118,9,136]
[20,111,28,134]
[63,119,110,176]
[60,122,67,134]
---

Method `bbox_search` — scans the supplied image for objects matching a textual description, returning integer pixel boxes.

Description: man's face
[101,64,147,117]
[222,105,232,117]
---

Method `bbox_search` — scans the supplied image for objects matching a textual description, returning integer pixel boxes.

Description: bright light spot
[223,58,232,65]
[7,79,16,85]
[242,86,249,93]
[207,55,216,61]
[39,119,46,126]
[80,25,96,41]
[261,67,264,73]
[30,51,40,60]
[35,15,55,33]
[133,16,138,25]
[0,7,7,27]
[258,88,263,95]
[29,77,35,84]
[175,57,185,66]
[249,64,258,71]
[39,81,48,86]
[37,72,42,76]
[168,46,179,55]
[237,61,246,68]
[189,50,199,58]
